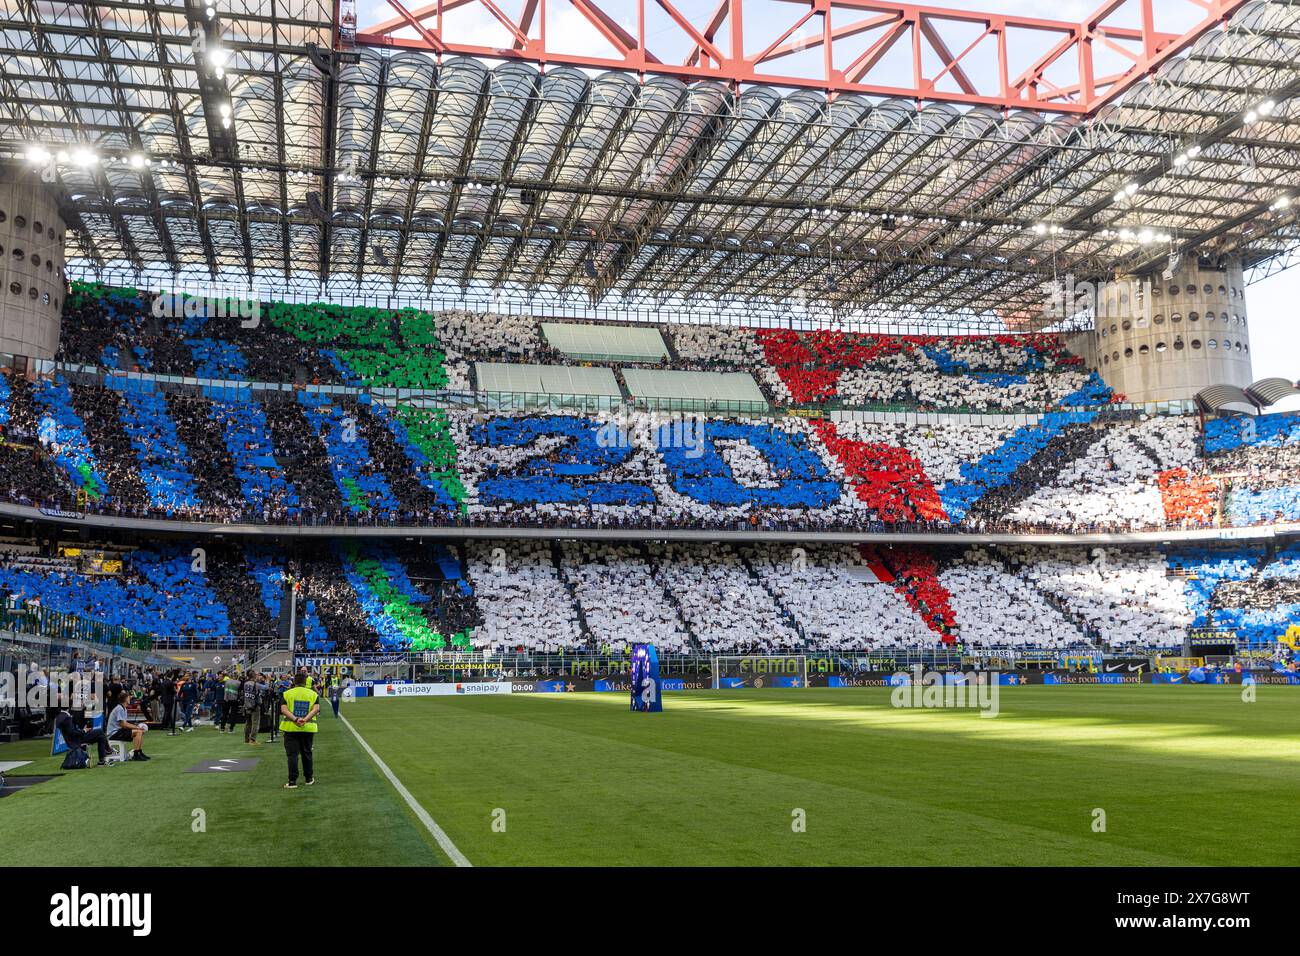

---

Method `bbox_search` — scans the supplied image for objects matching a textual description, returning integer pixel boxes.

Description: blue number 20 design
[656,420,841,508]
[473,415,841,509]
[472,416,655,506]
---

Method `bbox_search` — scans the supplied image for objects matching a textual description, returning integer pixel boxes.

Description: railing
[406,646,1115,677]
[248,636,289,667]
[0,627,177,675]
[0,604,151,651]
[7,494,1252,539]
[147,635,275,653]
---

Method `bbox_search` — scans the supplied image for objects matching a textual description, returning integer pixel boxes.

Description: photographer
[261,673,282,741]
[218,670,241,733]
[241,670,265,744]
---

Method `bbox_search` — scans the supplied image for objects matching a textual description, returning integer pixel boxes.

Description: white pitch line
[339,712,472,867]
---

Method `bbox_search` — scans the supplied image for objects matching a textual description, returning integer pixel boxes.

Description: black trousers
[283,731,314,783]
[74,728,110,763]
[220,701,241,730]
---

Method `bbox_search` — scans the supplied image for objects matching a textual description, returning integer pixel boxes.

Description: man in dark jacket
[53,707,109,765]
[178,673,198,731]
[158,672,177,731]
[260,676,280,739]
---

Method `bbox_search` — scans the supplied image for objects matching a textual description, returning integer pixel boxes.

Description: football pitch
[5,686,1300,866]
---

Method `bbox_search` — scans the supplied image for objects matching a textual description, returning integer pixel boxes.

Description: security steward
[279,672,320,789]
[327,672,343,718]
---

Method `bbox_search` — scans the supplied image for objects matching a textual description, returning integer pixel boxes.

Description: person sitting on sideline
[107,690,150,762]
[279,673,319,789]
[53,706,111,766]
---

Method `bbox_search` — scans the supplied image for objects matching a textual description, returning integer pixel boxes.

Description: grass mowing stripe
[1,713,447,866]
[349,697,1178,866]
[343,687,1300,866]
[339,710,471,867]
[415,701,1190,864]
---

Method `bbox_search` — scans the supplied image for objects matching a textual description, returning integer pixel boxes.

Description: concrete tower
[1091,258,1252,405]
[0,163,68,366]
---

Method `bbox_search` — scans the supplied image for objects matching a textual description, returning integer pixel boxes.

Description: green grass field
[0,710,445,866]
[5,686,1300,866]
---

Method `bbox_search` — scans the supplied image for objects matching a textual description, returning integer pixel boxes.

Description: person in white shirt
[106,690,150,762]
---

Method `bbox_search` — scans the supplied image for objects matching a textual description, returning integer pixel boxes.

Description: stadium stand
[1001,546,1192,647]
[465,540,583,652]
[59,285,1126,416]
[1204,411,1300,524]
[6,354,1300,535]
[557,542,694,653]
[645,542,800,653]
[746,543,935,648]
[861,546,958,639]
[939,549,1084,648]
[1003,417,1200,530]
[750,328,1104,411]
[1,285,1296,661]
[0,545,232,641]
[0,537,1295,656]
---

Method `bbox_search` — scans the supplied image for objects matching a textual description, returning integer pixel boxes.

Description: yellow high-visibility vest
[279,686,319,733]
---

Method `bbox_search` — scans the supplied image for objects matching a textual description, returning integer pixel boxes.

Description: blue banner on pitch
[718,675,806,688]
[630,643,663,712]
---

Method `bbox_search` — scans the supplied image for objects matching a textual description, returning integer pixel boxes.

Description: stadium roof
[3,0,1300,327]
[1195,383,1257,414]
[1195,376,1300,413]
[1245,376,1300,406]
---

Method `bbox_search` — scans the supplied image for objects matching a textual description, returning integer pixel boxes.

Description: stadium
[1,0,1298,895]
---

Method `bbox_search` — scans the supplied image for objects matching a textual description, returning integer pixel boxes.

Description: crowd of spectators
[747,543,935,649]
[1,535,1295,656]
[3,380,1296,537]
[556,541,692,653]
[7,284,1298,542]
[466,540,583,653]
[999,545,1193,647]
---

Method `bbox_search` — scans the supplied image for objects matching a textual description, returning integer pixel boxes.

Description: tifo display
[0,284,1295,536]
[1,538,1297,656]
